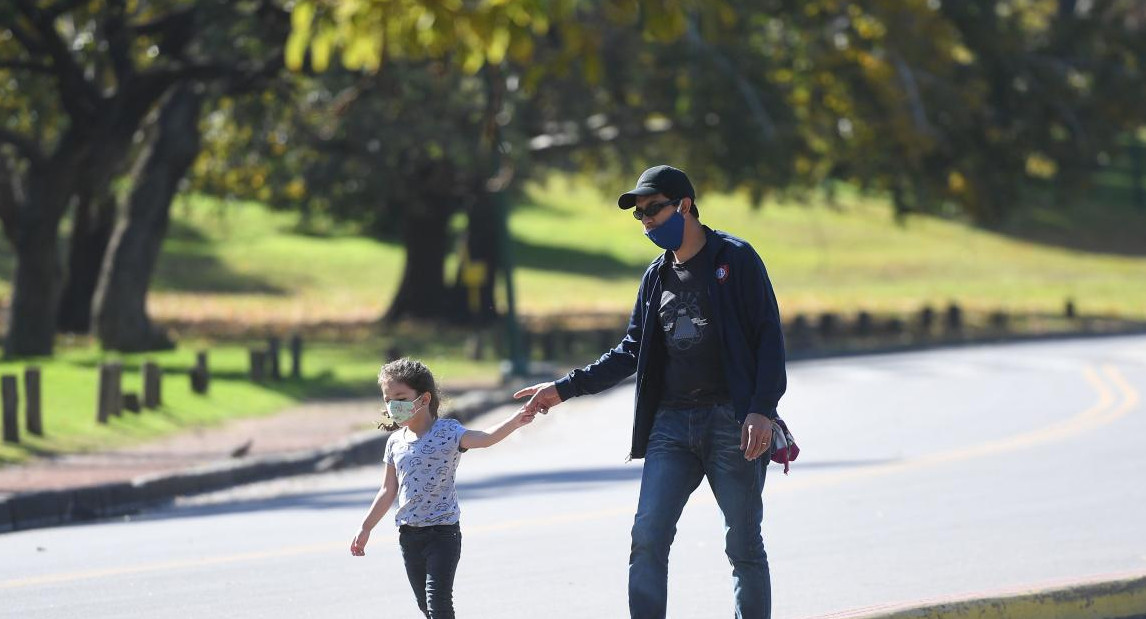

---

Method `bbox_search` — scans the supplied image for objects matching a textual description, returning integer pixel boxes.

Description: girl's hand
[513,409,536,428]
[350,529,370,556]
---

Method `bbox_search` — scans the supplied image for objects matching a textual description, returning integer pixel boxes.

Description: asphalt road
[2,335,1144,618]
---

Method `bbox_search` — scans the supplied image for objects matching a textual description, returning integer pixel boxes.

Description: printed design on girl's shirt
[386,418,468,526]
[660,290,708,351]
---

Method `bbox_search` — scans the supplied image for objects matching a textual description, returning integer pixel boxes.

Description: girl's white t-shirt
[384,418,468,527]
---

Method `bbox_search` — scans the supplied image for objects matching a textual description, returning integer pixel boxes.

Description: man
[514,165,787,619]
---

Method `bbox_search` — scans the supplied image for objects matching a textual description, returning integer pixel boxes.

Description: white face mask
[385,395,423,425]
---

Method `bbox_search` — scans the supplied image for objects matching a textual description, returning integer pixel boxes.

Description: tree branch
[15,0,101,120]
[138,56,283,90]
[130,6,197,36]
[0,59,54,73]
[684,21,777,142]
[42,0,92,22]
[104,0,135,87]
[0,128,47,167]
[8,21,46,55]
[890,52,937,138]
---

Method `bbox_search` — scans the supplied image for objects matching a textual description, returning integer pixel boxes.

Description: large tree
[0,0,287,356]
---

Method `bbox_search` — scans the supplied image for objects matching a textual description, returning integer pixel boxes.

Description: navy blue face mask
[645,209,685,251]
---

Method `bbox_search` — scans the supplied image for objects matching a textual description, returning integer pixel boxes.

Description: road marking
[2,365,1138,590]
[767,363,1138,493]
[0,543,338,590]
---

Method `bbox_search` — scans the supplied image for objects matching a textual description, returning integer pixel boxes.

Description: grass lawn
[0,335,503,464]
[1,174,1144,462]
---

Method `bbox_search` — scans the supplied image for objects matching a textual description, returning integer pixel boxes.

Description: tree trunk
[6,226,63,357]
[383,199,454,324]
[56,195,116,334]
[93,85,203,352]
[452,192,500,325]
[3,165,74,358]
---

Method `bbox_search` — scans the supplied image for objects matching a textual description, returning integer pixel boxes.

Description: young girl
[350,358,534,619]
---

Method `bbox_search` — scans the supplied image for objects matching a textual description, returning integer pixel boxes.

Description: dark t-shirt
[658,254,729,407]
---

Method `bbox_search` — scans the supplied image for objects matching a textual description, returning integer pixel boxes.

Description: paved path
[0,399,380,496]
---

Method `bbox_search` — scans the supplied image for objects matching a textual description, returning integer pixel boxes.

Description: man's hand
[513,382,562,415]
[741,413,773,461]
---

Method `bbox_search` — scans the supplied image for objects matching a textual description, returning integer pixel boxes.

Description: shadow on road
[119,458,900,526]
[122,465,648,525]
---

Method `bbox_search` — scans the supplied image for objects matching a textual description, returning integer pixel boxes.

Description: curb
[814,571,1146,619]
[0,386,523,534]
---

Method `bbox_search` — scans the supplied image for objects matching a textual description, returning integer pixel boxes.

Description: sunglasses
[632,198,681,220]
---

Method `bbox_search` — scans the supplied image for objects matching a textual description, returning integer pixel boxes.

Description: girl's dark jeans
[399,523,462,619]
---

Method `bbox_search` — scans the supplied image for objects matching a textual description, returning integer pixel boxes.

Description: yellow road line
[0,542,339,589]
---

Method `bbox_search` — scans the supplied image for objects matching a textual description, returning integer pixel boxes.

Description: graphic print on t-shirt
[660,290,708,351]
[384,418,468,526]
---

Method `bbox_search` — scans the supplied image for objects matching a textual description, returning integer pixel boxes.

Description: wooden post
[1065,299,1077,319]
[2,375,18,444]
[560,330,576,356]
[191,351,210,395]
[97,365,110,424]
[289,335,302,379]
[142,361,162,408]
[109,363,123,417]
[945,303,963,334]
[123,392,141,413]
[919,306,936,332]
[268,336,282,380]
[541,331,558,361]
[1131,139,1144,210]
[250,349,267,383]
[190,367,209,394]
[25,366,42,436]
[817,313,837,339]
[98,363,123,421]
[596,329,613,353]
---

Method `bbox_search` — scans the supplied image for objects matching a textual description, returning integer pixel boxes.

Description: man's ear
[680,197,694,216]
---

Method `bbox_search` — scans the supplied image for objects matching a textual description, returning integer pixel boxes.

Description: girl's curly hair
[376,358,441,431]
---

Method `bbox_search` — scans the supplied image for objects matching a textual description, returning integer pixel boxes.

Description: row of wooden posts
[506,300,1086,362]
[1,336,304,445]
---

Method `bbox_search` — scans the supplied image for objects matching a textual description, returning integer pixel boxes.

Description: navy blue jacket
[554,227,787,460]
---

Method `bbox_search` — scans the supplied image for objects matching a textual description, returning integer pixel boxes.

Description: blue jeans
[629,403,770,619]
[399,523,462,619]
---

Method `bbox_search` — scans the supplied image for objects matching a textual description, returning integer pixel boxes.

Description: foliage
[291,0,1146,224]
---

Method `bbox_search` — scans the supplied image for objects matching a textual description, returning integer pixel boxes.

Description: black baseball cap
[617,165,696,209]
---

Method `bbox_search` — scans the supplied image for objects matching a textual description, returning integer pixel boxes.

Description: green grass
[0,336,502,464]
[510,176,1146,318]
[2,174,1146,462]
